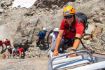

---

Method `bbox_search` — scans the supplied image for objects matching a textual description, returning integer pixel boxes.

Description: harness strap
[74,37,93,53]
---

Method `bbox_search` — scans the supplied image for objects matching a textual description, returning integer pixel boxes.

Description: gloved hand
[53,50,59,56]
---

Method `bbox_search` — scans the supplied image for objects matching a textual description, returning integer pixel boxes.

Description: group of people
[37,4,89,57]
[0,5,89,58]
[0,39,11,53]
[12,46,24,59]
[36,27,60,50]
[0,39,24,59]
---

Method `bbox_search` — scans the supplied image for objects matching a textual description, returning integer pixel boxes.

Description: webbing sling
[74,37,93,53]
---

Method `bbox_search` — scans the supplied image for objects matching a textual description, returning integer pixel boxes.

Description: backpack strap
[76,12,88,30]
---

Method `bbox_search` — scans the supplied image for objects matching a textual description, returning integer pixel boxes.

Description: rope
[76,37,105,55]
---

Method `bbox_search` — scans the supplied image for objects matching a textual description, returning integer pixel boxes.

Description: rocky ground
[0,57,48,70]
[0,0,105,70]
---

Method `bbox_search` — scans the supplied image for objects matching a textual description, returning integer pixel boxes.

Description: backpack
[76,12,88,30]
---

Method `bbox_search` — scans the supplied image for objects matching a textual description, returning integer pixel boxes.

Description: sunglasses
[64,15,73,19]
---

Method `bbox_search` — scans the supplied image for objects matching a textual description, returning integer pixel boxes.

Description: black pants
[58,38,74,53]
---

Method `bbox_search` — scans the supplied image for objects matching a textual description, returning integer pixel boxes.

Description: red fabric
[60,19,84,39]
[0,40,3,45]
[18,48,24,54]
[4,40,11,46]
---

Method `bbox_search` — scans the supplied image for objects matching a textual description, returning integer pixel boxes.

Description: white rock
[0,9,4,13]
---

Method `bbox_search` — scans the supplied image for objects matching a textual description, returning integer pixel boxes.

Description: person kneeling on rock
[17,46,24,58]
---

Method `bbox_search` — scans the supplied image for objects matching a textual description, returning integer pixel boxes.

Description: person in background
[49,28,59,51]
[36,27,47,47]
[17,46,24,58]
[3,39,12,58]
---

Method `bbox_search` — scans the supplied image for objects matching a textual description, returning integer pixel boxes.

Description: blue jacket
[38,31,47,39]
